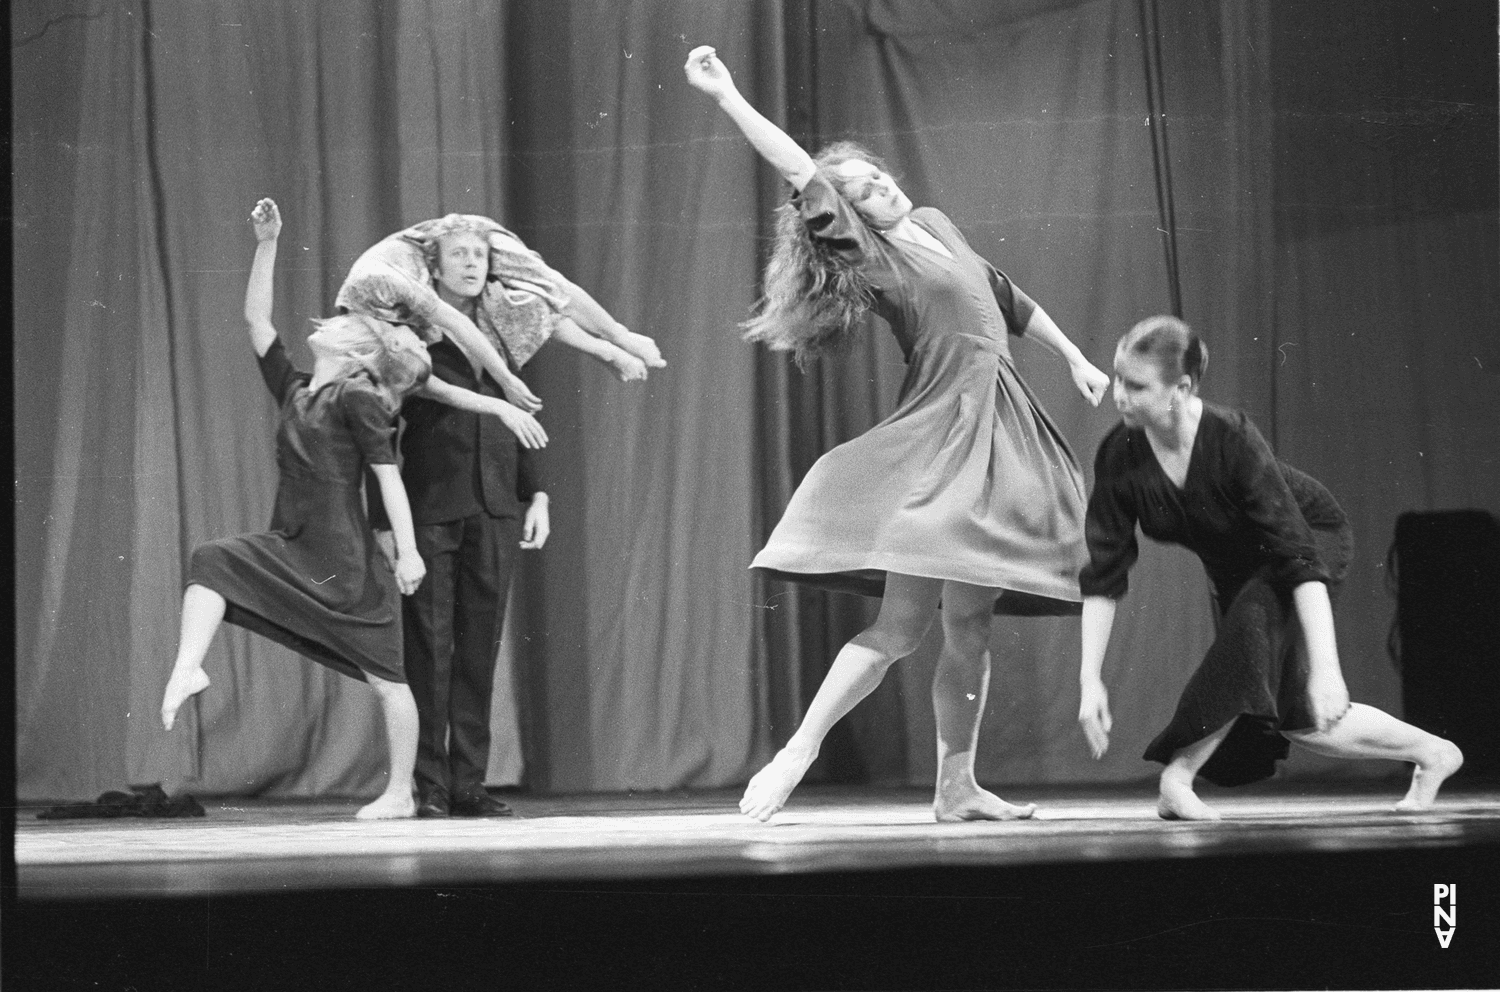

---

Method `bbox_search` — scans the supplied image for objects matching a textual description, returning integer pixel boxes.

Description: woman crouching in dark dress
[1077,316,1463,820]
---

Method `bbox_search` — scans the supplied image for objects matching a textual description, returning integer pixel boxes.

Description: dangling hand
[1078,676,1113,758]
[488,398,549,449]
[1306,671,1352,733]
[684,46,737,100]
[393,550,426,596]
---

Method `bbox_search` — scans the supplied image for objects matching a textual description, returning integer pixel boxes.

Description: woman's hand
[250,198,282,242]
[487,397,549,449]
[521,494,551,550]
[684,46,737,100]
[605,346,649,383]
[1078,676,1113,758]
[499,372,543,413]
[1070,358,1110,406]
[1306,670,1352,733]
[393,549,426,596]
[619,328,667,369]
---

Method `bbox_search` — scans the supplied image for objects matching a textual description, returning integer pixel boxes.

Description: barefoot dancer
[685,47,1110,822]
[160,199,433,820]
[1077,316,1464,819]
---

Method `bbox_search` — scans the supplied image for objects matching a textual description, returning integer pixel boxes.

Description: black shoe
[416,793,450,819]
[450,793,515,818]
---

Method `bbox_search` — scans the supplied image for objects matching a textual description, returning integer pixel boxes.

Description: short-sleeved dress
[334,216,568,368]
[1080,404,1353,785]
[186,339,406,683]
[751,172,1089,615]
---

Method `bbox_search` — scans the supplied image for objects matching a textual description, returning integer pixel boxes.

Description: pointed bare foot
[356,793,417,820]
[161,668,211,730]
[1395,739,1464,811]
[740,745,817,822]
[1157,778,1221,821]
[934,784,1036,822]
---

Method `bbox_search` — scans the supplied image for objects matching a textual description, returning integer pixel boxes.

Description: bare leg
[739,574,942,821]
[931,582,1035,822]
[161,583,225,730]
[356,674,419,820]
[1284,703,1463,811]
[1159,719,1237,821]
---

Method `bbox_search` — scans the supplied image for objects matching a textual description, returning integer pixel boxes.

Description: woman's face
[433,231,489,299]
[1112,346,1187,430]
[832,159,912,229]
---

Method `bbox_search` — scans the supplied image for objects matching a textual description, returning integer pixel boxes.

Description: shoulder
[911,206,950,228]
[1091,421,1149,486]
[334,375,393,419]
[1202,403,1271,457]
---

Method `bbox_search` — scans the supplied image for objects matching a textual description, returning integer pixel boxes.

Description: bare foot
[1395,739,1464,811]
[356,792,417,820]
[934,784,1036,822]
[740,745,817,821]
[1157,777,1222,821]
[161,668,211,730]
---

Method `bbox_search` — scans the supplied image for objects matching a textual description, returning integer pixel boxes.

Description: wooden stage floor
[13,781,1500,990]
[17,779,1500,899]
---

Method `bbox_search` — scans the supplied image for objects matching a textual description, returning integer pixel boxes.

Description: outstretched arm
[684,45,817,191]
[552,317,648,381]
[369,464,426,595]
[548,273,666,370]
[416,377,548,449]
[1078,595,1118,758]
[426,299,543,413]
[244,198,282,358]
[1023,307,1109,406]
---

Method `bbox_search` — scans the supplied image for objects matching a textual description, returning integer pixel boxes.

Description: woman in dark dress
[1077,316,1463,819]
[686,47,1111,822]
[159,199,434,820]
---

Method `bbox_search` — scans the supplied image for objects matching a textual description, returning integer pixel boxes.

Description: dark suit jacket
[369,337,542,528]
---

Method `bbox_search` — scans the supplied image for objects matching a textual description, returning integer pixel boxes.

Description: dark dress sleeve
[792,171,897,287]
[1079,427,1140,599]
[339,378,398,467]
[986,264,1039,337]
[1225,415,1331,590]
[257,338,309,407]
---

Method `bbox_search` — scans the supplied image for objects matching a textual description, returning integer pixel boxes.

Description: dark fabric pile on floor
[36,783,205,820]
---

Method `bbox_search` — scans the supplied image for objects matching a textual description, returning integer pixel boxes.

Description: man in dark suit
[371,223,552,819]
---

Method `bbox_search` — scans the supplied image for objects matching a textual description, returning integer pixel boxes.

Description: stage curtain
[499,0,766,791]
[1265,0,1500,773]
[14,0,766,800]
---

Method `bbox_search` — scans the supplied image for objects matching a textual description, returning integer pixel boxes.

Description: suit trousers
[404,512,523,801]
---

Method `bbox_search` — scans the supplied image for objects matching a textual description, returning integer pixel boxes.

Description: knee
[940,607,992,660]
[855,622,926,666]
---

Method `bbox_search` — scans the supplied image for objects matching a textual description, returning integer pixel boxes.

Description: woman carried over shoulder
[159,198,435,820]
[337,210,666,434]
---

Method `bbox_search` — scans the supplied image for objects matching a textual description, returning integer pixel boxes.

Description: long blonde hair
[741,141,896,371]
[309,314,431,412]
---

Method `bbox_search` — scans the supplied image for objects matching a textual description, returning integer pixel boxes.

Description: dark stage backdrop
[14,0,1498,801]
